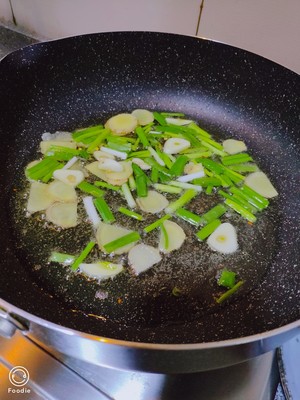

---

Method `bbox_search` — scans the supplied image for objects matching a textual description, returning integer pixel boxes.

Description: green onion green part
[216,280,244,304]
[218,270,236,289]
[49,251,75,265]
[200,203,227,224]
[143,214,171,233]
[118,207,144,221]
[103,232,141,253]
[71,241,96,271]
[77,181,104,198]
[165,189,197,214]
[196,219,221,241]
[175,208,201,226]
[161,223,169,250]
[94,197,115,224]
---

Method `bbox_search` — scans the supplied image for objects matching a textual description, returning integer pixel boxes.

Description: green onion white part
[83,196,101,228]
[100,146,128,160]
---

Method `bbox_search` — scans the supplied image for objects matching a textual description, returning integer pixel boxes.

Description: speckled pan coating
[0,32,299,344]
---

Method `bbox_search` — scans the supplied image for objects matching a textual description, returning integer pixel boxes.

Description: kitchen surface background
[0,0,299,74]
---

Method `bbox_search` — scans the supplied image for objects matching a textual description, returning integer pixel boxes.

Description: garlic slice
[93,150,115,160]
[207,223,238,254]
[136,190,169,214]
[53,169,84,186]
[105,113,138,136]
[27,181,55,213]
[128,244,162,274]
[184,161,204,175]
[244,171,278,198]
[48,180,77,202]
[46,202,78,228]
[131,109,154,125]
[163,138,190,154]
[86,161,132,186]
[159,220,186,253]
[80,262,123,280]
[98,158,124,172]
[96,223,136,254]
[223,139,247,155]
[132,158,151,170]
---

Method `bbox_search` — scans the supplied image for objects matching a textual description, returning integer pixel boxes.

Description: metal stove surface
[0,327,285,400]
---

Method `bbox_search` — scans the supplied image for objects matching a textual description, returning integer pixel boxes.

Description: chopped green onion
[161,223,169,250]
[135,126,150,147]
[200,203,227,224]
[169,180,202,191]
[216,280,244,304]
[143,214,171,233]
[104,231,140,253]
[229,186,265,210]
[218,270,236,289]
[241,185,269,208]
[153,183,183,194]
[129,150,151,158]
[198,158,224,175]
[225,198,257,223]
[175,208,201,226]
[161,112,186,117]
[106,139,131,153]
[165,189,198,214]
[171,286,182,296]
[26,158,62,181]
[121,183,136,208]
[227,163,259,173]
[77,181,104,198]
[94,197,115,223]
[71,241,96,271]
[193,176,222,187]
[188,122,211,139]
[94,181,120,191]
[221,153,253,166]
[49,251,75,265]
[151,167,159,183]
[186,151,212,159]
[148,146,165,166]
[205,185,213,195]
[132,163,148,197]
[87,129,110,153]
[128,175,137,191]
[72,125,103,143]
[169,155,188,176]
[196,219,221,241]
[153,111,167,125]
[118,207,144,221]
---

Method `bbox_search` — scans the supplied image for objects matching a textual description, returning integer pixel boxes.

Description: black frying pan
[0,32,299,344]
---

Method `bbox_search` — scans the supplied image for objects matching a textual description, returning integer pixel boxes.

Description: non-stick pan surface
[0,32,299,344]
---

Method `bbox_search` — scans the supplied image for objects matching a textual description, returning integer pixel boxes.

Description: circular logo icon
[9,366,30,387]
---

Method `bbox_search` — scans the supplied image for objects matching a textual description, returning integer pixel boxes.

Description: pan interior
[10,122,279,329]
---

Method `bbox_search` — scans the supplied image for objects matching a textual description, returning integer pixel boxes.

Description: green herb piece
[104,232,141,253]
[153,111,167,126]
[216,280,244,304]
[49,251,75,265]
[77,181,104,198]
[198,158,224,175]
[188,122,211,139]
[26,158,62,181]
[205,185,213,195]
[169,155,188,176]
[129,150,151,158]
[175,208,201,226]
[161,223,169,250]
[120,183,136,208]
[171,286,182,296]
[94,181,120,191]
[229,186,265,210]
[132,163,148,197]
[72,125,104,143]
[153,183,183,194]
[87,128,110,153]
[118,207,144,221]
[222,166,245,184]
[128,175,137,191]
[200,203,227,224]
[186,151,212,159]
[196,219,221,241]
[227,163,259,173]
[143,214,171,233]
[241,185,269,208]
[221,153,253,166]
[71,241,96,271]
[158,151,173,169]
[218,270,236,289]
[165,189,197,214]
[106,138,132,153]
[193,176,222,187]
[225,198,257,223]
[135,126,150,147]
[150,167,159,183]
[94,197,115,223]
